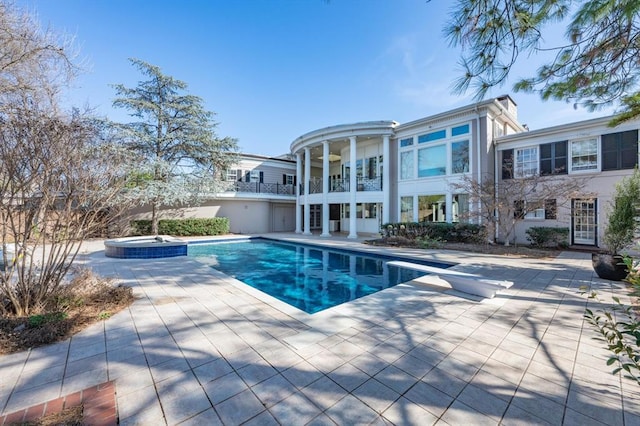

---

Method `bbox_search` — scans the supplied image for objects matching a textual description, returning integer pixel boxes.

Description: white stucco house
[290,95,640,249]
[128,153,297,234]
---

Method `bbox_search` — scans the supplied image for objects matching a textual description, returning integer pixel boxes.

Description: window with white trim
[570,138,598,172]
[400,196,413,222]
[514,147,538,177]
[250,170,261,182]
[225,170,237,181]
[400,151,414,180]
[514,199,555,220]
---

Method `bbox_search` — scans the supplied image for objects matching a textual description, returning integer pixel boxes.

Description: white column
[321,140,331,237]
[295,152,303,233]
[348,136,358,239]
[382,135,390,225]
[303,147,312,235]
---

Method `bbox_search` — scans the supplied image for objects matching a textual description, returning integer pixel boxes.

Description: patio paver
[0,233,636,425]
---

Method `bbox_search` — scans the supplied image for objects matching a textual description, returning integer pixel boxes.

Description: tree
[0,2,134,316]
[445,0,640,123]
[112,59,239,235]
[0,1,77,102]
[451,171,591,245]
[0,103,134,316]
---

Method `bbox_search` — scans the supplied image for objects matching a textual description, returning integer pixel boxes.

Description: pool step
[388,261,513,299]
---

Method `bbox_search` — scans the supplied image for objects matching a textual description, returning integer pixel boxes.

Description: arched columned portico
[290,121,397,238]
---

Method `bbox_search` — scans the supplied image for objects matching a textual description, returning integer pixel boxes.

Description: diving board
[388,261,513,299]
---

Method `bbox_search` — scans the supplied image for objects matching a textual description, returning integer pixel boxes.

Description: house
[127,153,297,234]
[496,116,639,246]
[290,96,640,249]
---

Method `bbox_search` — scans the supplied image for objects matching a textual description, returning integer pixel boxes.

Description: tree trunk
[151,203,158,235]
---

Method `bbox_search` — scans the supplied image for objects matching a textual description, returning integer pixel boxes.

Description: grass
[0,268,134,355]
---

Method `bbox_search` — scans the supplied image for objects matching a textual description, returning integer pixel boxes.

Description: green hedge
[381,222,486,243]
[130,218,230,236]
[525,226,569,248]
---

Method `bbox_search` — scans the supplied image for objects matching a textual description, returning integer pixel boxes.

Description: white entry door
[572,199,597,245]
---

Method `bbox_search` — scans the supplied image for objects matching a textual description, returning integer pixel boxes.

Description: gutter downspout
[492,107,504,244]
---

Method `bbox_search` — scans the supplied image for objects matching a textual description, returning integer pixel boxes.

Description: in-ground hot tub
[104,235,188,259]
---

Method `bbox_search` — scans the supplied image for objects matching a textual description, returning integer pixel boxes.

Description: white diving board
[388,261,513,299]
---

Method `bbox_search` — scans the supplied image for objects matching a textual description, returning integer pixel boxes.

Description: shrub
[602,168,640,254]
[525,227,570,248]
[130,218,230,236]
[381,222,485,243]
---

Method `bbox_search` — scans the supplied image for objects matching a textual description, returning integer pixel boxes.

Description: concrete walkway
[1,234,639,425]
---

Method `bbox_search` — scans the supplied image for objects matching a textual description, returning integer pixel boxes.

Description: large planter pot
[592,253,628,281]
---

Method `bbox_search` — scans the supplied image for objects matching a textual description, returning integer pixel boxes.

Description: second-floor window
[515,147,538,177]
[250,170,262,183]
[226,170,237,181]
[570,138,598,172]
[452,140,469,174]
[418,145,447,177]
[283,174,295,185]
[400,151,414,179]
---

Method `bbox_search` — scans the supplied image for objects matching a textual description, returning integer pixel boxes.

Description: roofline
[494,114,630,143]
[238,152,295,164]
[395,96,525,133]
[290,120,398,153]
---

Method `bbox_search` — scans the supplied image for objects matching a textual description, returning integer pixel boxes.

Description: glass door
[572,199,597,245]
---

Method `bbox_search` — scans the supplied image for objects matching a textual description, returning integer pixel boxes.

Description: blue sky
[18,0,615,156]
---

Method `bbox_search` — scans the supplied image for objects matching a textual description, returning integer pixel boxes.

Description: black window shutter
[602,130,639,170]
[245,171,250,182]
[259,171,264,183]
[283,174,287,184]
[545,199,557,219]
[514,200,525,219]
[621,130,639,169]
[502,149,513,179]
[554,141,568,174]
[236,169,242,181]
[293,175,297,185]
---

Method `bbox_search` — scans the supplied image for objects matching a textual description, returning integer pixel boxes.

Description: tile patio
[0,233,638,425]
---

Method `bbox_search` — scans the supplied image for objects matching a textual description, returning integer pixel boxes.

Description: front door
[309,204,322,230]
[572,198,597,245]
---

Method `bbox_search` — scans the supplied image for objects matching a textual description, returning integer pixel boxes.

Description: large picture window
[400,151,414,180]
[515,147,538,177]
[451,140,469,174]
[400,196,413,222]
[418,145,446,177]
[452,194,469,223]
[419,194,446,222]
[570,138,598,172]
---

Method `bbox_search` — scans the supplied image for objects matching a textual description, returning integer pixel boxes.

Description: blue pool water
[188,238,451,314]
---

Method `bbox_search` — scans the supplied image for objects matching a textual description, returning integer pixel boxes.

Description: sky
[16,0,616,157]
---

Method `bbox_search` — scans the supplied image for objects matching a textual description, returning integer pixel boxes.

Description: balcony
[222,181,296,196]
[300,177,383,195]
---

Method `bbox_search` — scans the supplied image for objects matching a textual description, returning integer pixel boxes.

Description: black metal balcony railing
[222,181,296,196]
[299,176,383,195]
[357,177,382,191]
[330,179,349,192]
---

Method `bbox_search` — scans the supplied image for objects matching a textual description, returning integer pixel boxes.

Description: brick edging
[0,381,117,426]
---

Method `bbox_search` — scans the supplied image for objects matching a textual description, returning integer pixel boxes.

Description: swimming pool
[189,238,451,314]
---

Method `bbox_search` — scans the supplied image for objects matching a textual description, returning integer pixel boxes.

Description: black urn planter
[592,253,628,281]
